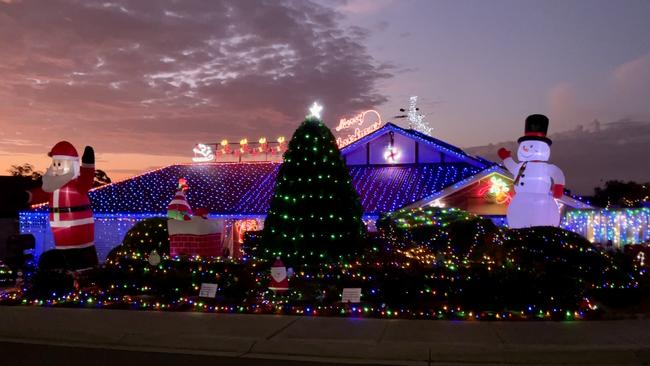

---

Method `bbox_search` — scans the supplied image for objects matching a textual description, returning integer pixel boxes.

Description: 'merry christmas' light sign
[335,110,382,147]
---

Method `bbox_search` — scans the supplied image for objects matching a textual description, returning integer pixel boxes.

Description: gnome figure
[28,141,98,271]
[497,114,565,228]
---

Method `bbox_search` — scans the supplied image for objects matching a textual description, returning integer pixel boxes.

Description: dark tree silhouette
[93,169,112,187]
[592,180,649,208]
[8,163,42,180]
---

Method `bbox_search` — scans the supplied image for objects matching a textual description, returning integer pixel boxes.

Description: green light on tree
[262,106,365,263]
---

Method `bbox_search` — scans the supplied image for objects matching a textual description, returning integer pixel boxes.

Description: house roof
[31,161,484,216]
[403,165,593,210]
[26,122,590,216]
[340,122,492,169]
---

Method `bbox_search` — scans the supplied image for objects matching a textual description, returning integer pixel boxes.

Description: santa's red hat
[48,141,79,159]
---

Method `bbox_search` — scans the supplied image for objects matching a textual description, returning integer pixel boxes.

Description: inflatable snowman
[497,114,565,228]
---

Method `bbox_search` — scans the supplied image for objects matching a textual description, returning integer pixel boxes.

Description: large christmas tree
[262,105,366,262]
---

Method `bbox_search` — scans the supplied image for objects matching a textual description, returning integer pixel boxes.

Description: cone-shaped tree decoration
[262,112,366,263]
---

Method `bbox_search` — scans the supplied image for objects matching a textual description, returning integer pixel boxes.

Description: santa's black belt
[49,205,92,213]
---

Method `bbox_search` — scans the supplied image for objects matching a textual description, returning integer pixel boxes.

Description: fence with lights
[192,137,287,163]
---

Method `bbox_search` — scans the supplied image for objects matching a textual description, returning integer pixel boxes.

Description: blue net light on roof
[32,162,480,216]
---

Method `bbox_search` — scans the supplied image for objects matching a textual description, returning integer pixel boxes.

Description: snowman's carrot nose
[522,146,529,152]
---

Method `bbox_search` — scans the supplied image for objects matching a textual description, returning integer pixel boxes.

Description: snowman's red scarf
[513,162,526,186]
[513,160,549,187]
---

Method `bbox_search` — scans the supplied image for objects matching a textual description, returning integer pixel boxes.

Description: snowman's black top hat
[518,114,552,145]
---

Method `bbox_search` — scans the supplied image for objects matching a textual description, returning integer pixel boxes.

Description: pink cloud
[547,53,650,130]
[336,0,394,14]
[611,53,650,97]
[547,82,593,129]
[0,0,392,179]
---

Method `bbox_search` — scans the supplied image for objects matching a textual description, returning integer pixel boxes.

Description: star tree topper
[308,102,323,120]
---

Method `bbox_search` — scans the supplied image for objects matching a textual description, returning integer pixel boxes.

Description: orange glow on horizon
[0,152,190,182]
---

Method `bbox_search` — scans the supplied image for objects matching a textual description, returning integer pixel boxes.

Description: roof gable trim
[340,122,491,168]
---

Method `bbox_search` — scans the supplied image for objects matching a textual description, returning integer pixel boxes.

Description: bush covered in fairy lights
[376,207,503,263]
[0,263,14,287]
[372,207,639,313]
[108,217,170,260]
[2,209,646,320]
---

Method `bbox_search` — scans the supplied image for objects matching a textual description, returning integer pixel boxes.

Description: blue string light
[21,160,482,260]
[28,162,483,216]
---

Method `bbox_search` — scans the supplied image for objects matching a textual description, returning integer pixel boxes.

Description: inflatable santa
[27,141,98,270]
[497,114,565,228]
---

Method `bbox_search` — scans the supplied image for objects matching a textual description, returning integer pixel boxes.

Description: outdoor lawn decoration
[3,205,642,321]
[269,257,289,292]
[167,178,192,221]
[168,216,223,258]
[376,207,501,259]
[498,114,565,228]
[262,103,366,263]
[165,179,223,257]
[26,141,98,271]
[0,262,14,287]
[2,110,645,321]
[107,217,170,260]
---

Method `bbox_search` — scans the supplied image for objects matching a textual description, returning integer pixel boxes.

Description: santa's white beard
[42,169,76,192]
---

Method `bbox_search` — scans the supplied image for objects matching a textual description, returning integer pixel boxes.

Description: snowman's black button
[521,174,525,177]
[520,182,525,186]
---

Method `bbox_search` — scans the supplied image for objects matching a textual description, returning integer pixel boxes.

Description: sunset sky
[1,0,649,182]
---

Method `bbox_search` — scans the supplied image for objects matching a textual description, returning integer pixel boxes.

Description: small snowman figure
[497,114,565,228]
[148,250,161,266]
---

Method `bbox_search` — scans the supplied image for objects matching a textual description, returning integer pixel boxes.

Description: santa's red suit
[29,141,98,270]
[269,257,289,292]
